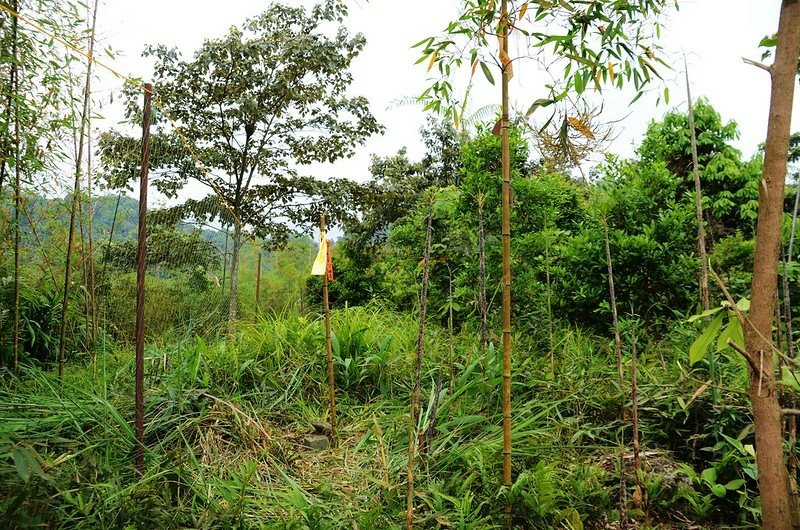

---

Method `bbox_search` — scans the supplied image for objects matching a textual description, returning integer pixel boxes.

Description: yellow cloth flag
[311,232,328,276]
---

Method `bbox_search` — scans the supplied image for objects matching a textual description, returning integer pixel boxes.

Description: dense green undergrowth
[0,304,765,529]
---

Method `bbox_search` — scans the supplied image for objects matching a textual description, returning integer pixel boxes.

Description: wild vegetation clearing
[0,305,763,528]
[2,0,800,528]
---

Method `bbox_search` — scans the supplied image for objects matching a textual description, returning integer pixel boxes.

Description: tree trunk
[745,3,800,528]
[228,223,242,322]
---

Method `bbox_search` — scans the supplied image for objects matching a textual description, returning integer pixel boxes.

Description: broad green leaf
[781,365,800,391]
[724,479,745,490]
[12,447,31,482]
[720,433,746,455]
[688,304,724,322]
[716,316,742,353]
[701,467,717,485]
[11,446,46,483]
[330,331,340,357]
[711,484,726,498]
[736,297,750,311]
[689,313,723,365]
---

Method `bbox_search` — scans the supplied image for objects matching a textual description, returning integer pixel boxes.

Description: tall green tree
[101,0,381,321]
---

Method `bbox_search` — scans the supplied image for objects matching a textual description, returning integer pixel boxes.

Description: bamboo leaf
[480,61,495,85]
[519,2,529,20]
[427,49,440,72]
[525,97,553,117]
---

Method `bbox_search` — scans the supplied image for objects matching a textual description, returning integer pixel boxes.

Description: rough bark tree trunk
[744,3,800,528]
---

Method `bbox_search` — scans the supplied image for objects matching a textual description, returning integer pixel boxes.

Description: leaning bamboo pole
[685,59,717,405]
[685,58,710,315]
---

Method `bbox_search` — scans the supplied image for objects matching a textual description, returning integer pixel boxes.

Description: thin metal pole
[134,82,153,478]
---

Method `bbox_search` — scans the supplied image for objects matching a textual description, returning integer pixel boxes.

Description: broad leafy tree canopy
[101,0,382,245]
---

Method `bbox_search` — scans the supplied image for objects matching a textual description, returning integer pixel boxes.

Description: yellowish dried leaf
[608,61,615,84]
[519,2,528,20]
[567,116,595,140]
[427,49,439,72]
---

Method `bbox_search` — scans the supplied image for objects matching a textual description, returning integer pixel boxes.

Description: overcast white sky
[89,0,796,187]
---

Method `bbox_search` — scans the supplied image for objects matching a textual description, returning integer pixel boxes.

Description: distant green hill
[14,193,231,252]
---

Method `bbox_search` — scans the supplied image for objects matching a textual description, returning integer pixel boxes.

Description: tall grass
[0,304,760,528]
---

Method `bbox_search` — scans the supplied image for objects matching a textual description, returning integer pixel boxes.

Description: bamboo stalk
[544,215,554,377]
[478,195,488,351]
[0,0,17,196]
[685,57,710,315]
[685,58,717,405]
[57,0,99,378]
[11,0,19,374]
[604,220,624,387]
[255,250,262,316]
[499,2,513,525]
[406,206,433,530]
[85,0,100,355]
[629,316,645,515]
